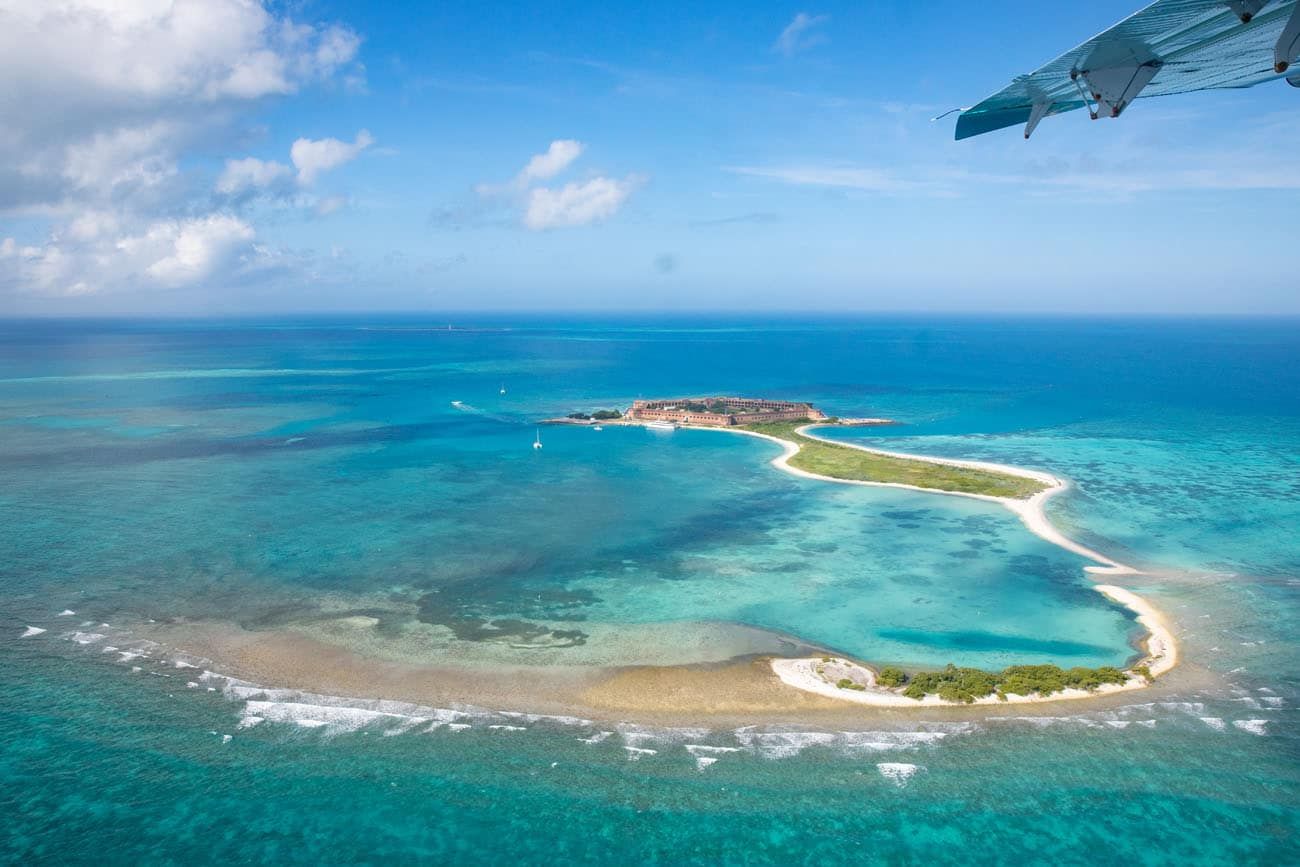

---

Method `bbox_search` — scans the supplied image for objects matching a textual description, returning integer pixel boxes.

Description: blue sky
[1,0,1296,315]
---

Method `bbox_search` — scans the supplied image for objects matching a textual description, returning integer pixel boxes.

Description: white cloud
[1,213,258,297]
[0,0,365,305]
[134,215,257,287]
[725,164,931,194]
[291,130,374,185]
[0,1,360,108]
[66,211,121,241]
[466,140,640,230]
[524,176,639,230]
[518,140,584,183]
[726,156,1300,199]
[59,121,179,197]
[774,13,829,57]
[314,195,348,216]
[216,157,292,195]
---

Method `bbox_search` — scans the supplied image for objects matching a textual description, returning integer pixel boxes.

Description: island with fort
[544,395,1177,707]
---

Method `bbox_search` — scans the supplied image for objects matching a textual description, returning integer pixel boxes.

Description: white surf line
[631,420,1178,704]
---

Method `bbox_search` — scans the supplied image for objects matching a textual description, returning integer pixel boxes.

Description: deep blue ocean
[1,315,1297,864]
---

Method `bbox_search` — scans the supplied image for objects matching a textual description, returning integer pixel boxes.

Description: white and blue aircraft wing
[955,0,1300,140]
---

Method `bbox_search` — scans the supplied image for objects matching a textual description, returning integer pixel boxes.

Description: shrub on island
[567,409,622,420]
[902,665,999,703]
[836,678,866,691]
[899,662,1131,702]
[876,666,907,687]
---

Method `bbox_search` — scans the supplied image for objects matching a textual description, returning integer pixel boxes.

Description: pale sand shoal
[143,420,1182,720]
[146,619,1199,727]
[646,421,1179,708]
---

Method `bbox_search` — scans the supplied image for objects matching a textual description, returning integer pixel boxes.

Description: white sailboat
[533,428,543,450]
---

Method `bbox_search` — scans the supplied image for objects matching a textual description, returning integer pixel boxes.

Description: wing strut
[1024,99,1052,139]
[1277,2,1300,72]
[1076,59,1163,118]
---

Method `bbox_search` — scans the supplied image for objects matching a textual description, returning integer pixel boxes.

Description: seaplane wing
[954,0,1300,140]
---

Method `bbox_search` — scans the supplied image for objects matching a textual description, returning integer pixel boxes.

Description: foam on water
[686,744,741,771]
[877,763,921,787]
[20,626,45,637]
[40,611,1298,780]
[1233,719,1269,736]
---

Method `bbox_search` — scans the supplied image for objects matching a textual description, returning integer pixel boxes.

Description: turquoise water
[2,317,1297,863]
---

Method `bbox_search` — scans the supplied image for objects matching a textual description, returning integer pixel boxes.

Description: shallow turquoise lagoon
[2,316,1297,863]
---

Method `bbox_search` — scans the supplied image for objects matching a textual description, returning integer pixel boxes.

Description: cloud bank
[0,0,365,299]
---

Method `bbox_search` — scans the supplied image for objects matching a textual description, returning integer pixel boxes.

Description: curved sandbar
[633,420,1178,707]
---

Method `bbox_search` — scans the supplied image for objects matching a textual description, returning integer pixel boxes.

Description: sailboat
[533,428,543,450]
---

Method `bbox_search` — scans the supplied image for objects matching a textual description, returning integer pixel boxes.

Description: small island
[550,396,1046,500]
[775,656,1160,707]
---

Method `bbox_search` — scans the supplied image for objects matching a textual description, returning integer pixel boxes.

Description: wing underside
[956,0,1300,140]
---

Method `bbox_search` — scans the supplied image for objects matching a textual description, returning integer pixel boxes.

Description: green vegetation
[680,400,736,414]
[738,421,1048,499]
[836,678,866,691]
[902,665,1000,703]
[1132,664,1153,683]
[875,666,908,687]
[896,662,1131,703]
[568,409,622,420]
